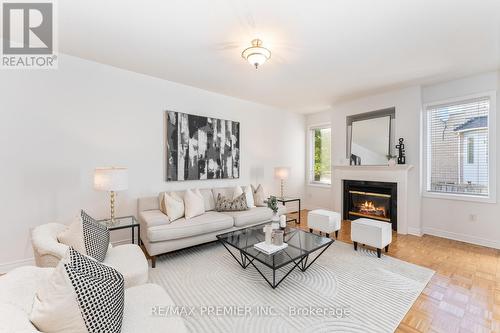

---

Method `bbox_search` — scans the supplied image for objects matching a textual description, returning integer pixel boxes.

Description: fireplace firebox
[343,180,397,231]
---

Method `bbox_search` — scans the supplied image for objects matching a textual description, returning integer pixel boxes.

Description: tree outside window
[312,127,331,184]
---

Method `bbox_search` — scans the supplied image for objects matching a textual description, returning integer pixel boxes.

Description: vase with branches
[266,196,280,222]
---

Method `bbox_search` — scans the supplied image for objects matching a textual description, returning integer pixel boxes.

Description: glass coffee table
[216,224,333,289]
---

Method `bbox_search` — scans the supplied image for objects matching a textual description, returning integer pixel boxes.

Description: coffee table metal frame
[217,224,333,289]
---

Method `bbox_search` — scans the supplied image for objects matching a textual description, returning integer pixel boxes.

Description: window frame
[422,91,497,203]
[308,123,332,187]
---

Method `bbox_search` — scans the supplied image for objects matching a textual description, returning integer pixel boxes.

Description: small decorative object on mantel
[396,138,406,164]
[386,154,397,167]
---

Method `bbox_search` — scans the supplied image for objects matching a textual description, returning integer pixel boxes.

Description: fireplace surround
[343,180,397,230]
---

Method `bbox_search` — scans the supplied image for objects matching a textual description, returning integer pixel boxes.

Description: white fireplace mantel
[333,165,414,234]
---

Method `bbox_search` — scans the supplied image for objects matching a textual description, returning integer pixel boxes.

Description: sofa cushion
[200,189,215,211]
[139,210,170,229]
[0,266,53,314]
[221,206,286,227]
[122,284,187,333]
[147,211,234,242]
[104,244,149,288]
[0,303,41,333]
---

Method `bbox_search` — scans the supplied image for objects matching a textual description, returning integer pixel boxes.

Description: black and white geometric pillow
[65,247,124,333]
[80,210,110,262]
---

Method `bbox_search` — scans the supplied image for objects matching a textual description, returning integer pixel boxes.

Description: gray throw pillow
[216,193,249,212]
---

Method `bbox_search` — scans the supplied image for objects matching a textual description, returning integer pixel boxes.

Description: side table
[98,215,141,245]
[276,197,301,224]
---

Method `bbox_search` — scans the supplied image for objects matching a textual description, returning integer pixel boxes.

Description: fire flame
[358,201,386,217]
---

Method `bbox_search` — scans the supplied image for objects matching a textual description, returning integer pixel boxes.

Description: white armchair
[0,266,187,333]
[31,223,149,288]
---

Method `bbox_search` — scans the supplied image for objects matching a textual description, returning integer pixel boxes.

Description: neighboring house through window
[423,94,493,200]
[310,126,331,185]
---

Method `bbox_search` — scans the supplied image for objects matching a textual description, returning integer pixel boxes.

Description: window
[424,95,491,198]
[310,126,331,185]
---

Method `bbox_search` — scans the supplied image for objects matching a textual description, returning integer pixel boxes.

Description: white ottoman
[307,209,341,238]
[351,218,392,258]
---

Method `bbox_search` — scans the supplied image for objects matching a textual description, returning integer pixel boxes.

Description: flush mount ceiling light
[241,39,271,69]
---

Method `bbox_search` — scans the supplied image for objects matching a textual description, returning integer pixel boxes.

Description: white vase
[388,158,397,166]
[271,212,280,229]
[271,212,279,222]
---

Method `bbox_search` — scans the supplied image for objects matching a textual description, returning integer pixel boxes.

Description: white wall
[421,72,500,249]
[306,71,500,249]
[0,55,306,269]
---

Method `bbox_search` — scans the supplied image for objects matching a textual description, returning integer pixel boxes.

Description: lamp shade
[274,167,290,180]
[94,167,128,191]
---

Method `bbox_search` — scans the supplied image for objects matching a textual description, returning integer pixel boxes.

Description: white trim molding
[0,257,35,274]
[332,165,413,235]
[423,227,500,250]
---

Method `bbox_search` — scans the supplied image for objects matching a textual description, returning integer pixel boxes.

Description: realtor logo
[2,1,57,68]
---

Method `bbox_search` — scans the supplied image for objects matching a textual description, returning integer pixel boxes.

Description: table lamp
[94,167,128,224]
[274,167,290,199]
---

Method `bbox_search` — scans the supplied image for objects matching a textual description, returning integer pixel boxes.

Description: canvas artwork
[166,111,240,181]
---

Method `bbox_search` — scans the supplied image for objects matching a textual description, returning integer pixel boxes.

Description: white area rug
[149,241,434,333]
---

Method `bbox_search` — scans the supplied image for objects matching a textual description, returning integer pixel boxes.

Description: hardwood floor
[288,210,500,333]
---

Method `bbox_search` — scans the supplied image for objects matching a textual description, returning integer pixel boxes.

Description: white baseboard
[407,227,423,236]
[0,257,35,274]
[423,227,500,249]
[302,203,334,211]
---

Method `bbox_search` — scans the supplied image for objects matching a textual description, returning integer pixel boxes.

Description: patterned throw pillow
[80,210,110,262]
[216,193,249,212]
[31,247,125,333]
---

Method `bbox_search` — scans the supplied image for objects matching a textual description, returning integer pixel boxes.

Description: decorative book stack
[254,242,288,255]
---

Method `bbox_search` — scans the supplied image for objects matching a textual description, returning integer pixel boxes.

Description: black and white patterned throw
[65,247,124,333]
[80,210,109,262]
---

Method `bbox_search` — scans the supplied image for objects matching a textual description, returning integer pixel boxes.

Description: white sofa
[138,186,286,267]
[31,223,148,288]
[0,266,187,333]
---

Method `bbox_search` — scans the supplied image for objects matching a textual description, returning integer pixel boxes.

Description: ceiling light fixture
[241,39,271,69]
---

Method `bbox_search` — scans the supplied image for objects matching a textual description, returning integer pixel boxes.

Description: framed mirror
[347,108,395,166]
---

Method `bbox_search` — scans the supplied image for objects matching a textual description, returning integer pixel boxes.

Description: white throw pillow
[243,186,255,208]
[30,248,124,333]
[252,184,267,207]
[57,216,86,255]
[163,192,184,222]
[184,189,205,219]
[232,186,243,199]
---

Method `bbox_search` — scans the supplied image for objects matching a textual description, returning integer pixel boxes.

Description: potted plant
[386,154,397,166]
[266,196,280,223]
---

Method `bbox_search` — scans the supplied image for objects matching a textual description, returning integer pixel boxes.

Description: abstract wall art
[166,111,240,181]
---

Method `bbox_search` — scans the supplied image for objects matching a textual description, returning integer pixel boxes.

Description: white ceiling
[59,0,500,113]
